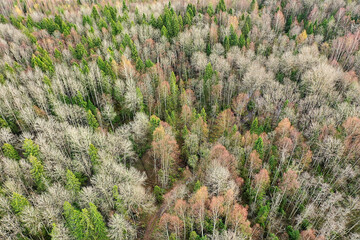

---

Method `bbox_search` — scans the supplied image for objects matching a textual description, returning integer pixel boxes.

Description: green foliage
[189,231,200,240]
[91,6,100,20]
[0,14,8,23]
[250,117,259,134]
[145,59,154,68]
[0,117,8,127]
[154,185,165,203]
[250,0,257,11]
[269,233,279,240]
[87,110,99,130]
[188,155,198,169]
[23,138,39,158]
[63,201,108,240]
[269,155,278,172]
[169,72,179,111]
[66,170,81,193]
[286,226,300,240]
[229,25,238,46]
[112,185,127,214]
[29,155,45,190]
[11,192,30,214]
[301,219,311,230]
[89,144,99,166]
[223,36,230,53]
[256,202,270,227]
[136,57,145,71]
[242,16,252,38]
[161,25,168,38]
[31,47,54,74]
[73,43,87,60]
[88,202,108,239]
[193,180,201,192]
[150,115,161,132]
[207,4,214,17]
[2,143,20,160]
[54,48,62,59]
[204,63,213,81]
[216,0,226,13]
[254,137,264,158]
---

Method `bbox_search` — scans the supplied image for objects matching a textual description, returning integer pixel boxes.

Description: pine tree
[2,143,20,160]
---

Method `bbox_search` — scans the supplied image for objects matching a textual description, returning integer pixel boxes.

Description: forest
[0,0,360,239]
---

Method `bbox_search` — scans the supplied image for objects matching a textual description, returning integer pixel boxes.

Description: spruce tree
[87,110,99,130]
[89,144,99,166]
[23,138,39,158]
[11,192,30,214]
[2,143,20,160]
[216,0,226,13]
[229,25,238,46]
[254,137,264,158]
[66,169,81,193]
[89,203,108,239]
[29,155,45,190]
[250,117,259,134]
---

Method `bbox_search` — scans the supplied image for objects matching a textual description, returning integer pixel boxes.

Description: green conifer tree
[229,25,238,46]
[23,138,39,158]
[29,155,45,190]
[11,192,30,214]
[89,202,108,239]
[66,169,81,193]
[87,110,99,130]
[254,137,264,158]
[250,117,259,134]
[2,143,20,160]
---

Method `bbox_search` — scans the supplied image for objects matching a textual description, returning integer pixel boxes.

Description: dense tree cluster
[0,0,360,239]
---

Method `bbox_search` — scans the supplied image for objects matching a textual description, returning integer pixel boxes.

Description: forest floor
[138,151,192,240]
